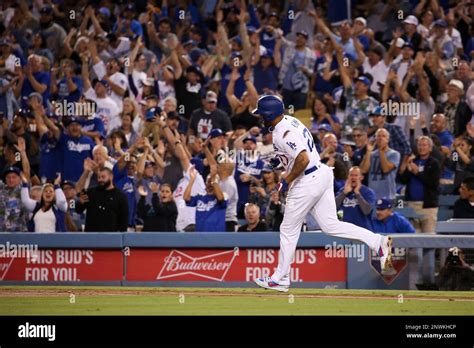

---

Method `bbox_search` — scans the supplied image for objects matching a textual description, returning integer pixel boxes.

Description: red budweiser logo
[157,248,239,281]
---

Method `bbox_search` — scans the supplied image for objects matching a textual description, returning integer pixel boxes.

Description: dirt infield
[1,287,474,302]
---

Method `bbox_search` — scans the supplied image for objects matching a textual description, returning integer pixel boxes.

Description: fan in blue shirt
[336,167,376,231]
[113,159,138,228]
[58,117,94,182]
[372,199,416,233]
[235,136,264,218]
[184,166,227,232]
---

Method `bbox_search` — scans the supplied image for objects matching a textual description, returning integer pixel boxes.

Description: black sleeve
[117,191,129,231]
[75,189,92,214]
[415,157,441,188]
[220,110,233,133]
[137,195,148,220]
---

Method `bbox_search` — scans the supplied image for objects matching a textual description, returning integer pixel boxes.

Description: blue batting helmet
[252,95,285,122]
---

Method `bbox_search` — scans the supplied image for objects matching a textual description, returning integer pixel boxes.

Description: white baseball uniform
[271,116,384,283]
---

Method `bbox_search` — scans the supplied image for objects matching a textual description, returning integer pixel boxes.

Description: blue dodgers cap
[376,198,393,209]
[247,26,257,34]
[243,135,257,144]
[433,19,447,28]
[67,116,82,125]
[208,128,224,139]
[261,49,274,59]
[190,157,204,175]
[318,123,332,132]
[231,36,243,46]
[189,48,204,63]
[2,166,21,180]
[98,7,111,17]
[296,30,309,39]
[231,51,242,60]
[356,76,371,86]
[369,105,384,116]
[40,5,53,14]
[184,39,197,47]
[61,180,76,189]
[262,164,273,173]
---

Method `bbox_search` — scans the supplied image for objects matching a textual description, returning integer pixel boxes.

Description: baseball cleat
[255,277,289,292]
[379,236,394,273]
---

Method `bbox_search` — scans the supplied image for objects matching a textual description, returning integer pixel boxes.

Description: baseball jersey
[173,166,206,231]
[272,116,321,177]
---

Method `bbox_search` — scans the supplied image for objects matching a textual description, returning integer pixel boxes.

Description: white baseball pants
[272,163,383,282]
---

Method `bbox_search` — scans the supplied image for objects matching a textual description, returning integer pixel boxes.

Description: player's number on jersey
[303,128,315,152]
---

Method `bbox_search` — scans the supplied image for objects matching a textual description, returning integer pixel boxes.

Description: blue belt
[304,165,318,175]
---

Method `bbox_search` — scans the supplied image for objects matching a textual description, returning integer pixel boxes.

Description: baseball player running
[252,95,393,292]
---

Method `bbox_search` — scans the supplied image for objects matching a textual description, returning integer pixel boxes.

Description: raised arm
[226,68,242,113]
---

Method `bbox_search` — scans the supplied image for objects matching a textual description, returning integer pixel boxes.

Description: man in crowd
[75,167,129,232]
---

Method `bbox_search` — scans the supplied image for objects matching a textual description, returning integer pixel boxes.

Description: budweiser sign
[157,248,239,281]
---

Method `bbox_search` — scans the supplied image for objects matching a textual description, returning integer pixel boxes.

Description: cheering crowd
[0,0,473,243]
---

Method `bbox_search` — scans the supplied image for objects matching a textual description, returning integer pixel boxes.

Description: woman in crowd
[248,165,279,218]
[21,174,68,232]
[311,97,341,137]
[137,182,177,231]
[445,136,474,190]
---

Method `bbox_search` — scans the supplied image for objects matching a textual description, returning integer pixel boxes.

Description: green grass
[0,287,473,315]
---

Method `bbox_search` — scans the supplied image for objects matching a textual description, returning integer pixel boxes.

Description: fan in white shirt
[82,57,121,134]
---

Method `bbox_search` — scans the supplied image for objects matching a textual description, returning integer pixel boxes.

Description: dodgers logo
[286,142,297,150]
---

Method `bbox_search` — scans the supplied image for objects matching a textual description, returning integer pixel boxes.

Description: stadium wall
[0,232,473,289]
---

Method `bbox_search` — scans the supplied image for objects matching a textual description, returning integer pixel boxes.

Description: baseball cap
[124,3,136,12]
[67,116,82,126]
[40,5,53,14]
[186,65,201,75]
[356,76,371,86]
[433,19,447,28]
[190,48,204,63]
[354,17,367,26]
[183,39,197,47]
[167,111,180,120]
[402,42,414,50]
[369,105,384,116]
[92,79,109,88]
[208,128,224,139]
[403,15,419,26]
[0,38,12,46]
[61,180,76,189]
[247,26,257,34]
[261,49,274,59]
[340,138,356,146]
[98,7,111,18]
[2,166,21,180]
[262,164,273,173]
[376,198,393,210]
[390,38,405,48]
[243,135,257,144]
[318,124,332,132]
[143,77,154,87]
[296,30,309,39]
[205,91,218,103]
[269,12,279,19]
[231,36,243,46]
[144,160,156,168]
[231,51,242,60]
[190,157,204,175]
[449,79,464,91]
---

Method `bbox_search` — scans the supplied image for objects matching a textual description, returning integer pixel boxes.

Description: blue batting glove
[277,178,289,193]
